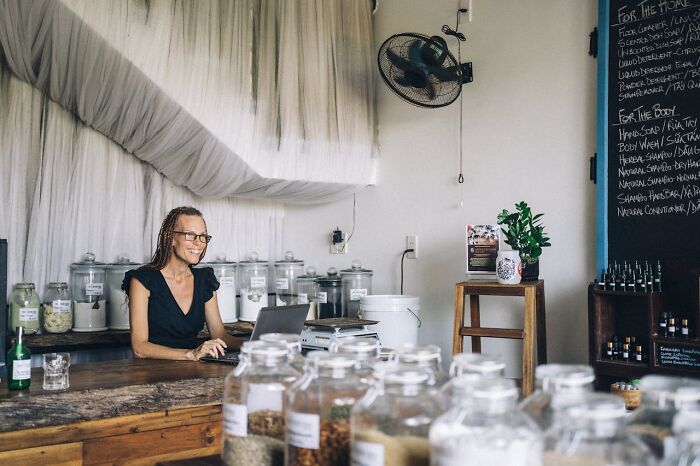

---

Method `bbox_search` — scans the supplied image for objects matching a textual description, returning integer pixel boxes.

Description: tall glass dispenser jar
[274,251,304,306]
[238,252,269,322]
[204,254,238,323]
[317,267,343,319]
[106,255,141,330]
[296,266,319,319]
[222,341,299,466]
[10,283,41,334]
[70,253,107,332]
[340,260,373,318]
[42,282,72,333]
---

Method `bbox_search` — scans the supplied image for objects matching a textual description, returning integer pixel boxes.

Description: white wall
[284,0,598,376]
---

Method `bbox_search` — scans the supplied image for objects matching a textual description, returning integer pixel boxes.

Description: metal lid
[15,283,35,290]
[47,282,69,290]
[107,254,141,270]
[70,252,106,270]
[340,259,373,276]
[275,251,304,266]
[205,253,237,265]
[316,267,342,285]
[238,251,268,266]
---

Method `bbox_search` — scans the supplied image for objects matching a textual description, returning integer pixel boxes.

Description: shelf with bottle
[595,259,662,294]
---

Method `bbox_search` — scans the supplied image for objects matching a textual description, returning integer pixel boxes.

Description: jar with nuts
[222,341,300,466]
[285,351,366,466]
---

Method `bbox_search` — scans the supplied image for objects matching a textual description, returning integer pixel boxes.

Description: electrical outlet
[406,235,418,259]
[330,232,348,254]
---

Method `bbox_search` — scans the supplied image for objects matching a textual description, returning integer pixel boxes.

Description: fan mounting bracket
[461,62,474,84]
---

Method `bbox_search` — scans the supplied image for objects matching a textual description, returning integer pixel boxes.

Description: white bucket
[359,295,421,350]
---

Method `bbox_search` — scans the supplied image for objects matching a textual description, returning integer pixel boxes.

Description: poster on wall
[465,224,500,277]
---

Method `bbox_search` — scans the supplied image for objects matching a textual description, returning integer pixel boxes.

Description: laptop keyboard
[201,351,240,365]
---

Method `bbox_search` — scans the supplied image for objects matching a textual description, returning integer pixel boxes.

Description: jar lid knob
[82,252,96,263]
[217,253,227,262]
[327,267,338,276]
[247,251,259,261]
[306,266,317,277]
[351,259,362,270]
[116,253,130,264]
[284,250,294,261]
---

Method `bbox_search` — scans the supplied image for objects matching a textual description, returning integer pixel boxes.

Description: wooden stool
[453,280,547,396]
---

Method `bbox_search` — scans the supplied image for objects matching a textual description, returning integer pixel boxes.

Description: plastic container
[351,363,440,466]
[274,251,304,306]
[358,295,420,350]
[340,260,373,318]
[222,341,299,466]
[10,283,41,334]
[259,333,305,373]
[395,343,448,388]
[238,252,269,322]
[106,255,141,329]
[329,335,381,384]
[203,254,238,323]
[316,267,343,319]
[70,252,107,332]
[296,266,319,320]
[42,282,72,333]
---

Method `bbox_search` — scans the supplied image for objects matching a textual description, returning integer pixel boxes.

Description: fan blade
[386,48,415,73]
[408,39,423,64]
[394,75,411,87]
[424,80,436,100]
[427,64,459,83]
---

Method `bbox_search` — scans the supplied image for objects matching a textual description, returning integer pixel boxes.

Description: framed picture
[465,224,500,275]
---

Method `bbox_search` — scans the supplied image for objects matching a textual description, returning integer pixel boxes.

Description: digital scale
[300,318,380,350]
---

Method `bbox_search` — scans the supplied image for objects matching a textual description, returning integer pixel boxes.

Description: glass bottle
[328,335,380,384]
[286,351,366,466]
[7,327,32,390]
[316,267,343,319]
[430,377,543,466]
[668,318,677,338]
[655,260,663,292]
[9,283,41,334]
[340,260,373,318]
[42,282,73,334]
[606,341,614,359]
[222,341,299,466]
[259,333,305,373]
[351,363,440,466]
[395,343,448,388]
[296,266,319,319]
[681,319,690,339]
[519,364,594,430]
[273,251,304,306]
[238,252,269,322]
[660,312,669,336]
[70,252,107,332]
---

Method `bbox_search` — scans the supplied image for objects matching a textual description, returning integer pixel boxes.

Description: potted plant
[496,201,551,281]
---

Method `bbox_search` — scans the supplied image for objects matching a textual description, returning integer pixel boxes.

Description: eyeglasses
[173,231,212,244]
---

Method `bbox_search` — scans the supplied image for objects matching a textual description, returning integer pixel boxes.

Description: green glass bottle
[7,326,32,390]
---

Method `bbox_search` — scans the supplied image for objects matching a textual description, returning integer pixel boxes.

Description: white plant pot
[496,250,522,285]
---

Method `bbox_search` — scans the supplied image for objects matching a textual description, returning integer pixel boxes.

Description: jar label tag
[287,412,320,449]
[219,276,235,287]
[247,383,283,413]
[12,359,31,380]
[275,278,289,290]
[19,307,38,321]
[350,289,368,301]
[351,440,385,466]
[52,300,71,312]
[223,404,247,437]
[317,291,328,304]
[250,277,266,288]
[298,293,308,304]
[86,283,104,296]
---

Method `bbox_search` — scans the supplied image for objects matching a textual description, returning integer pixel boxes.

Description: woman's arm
[204,292,245,350]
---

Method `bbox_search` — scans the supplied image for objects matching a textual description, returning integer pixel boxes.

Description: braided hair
[147,206,208,270]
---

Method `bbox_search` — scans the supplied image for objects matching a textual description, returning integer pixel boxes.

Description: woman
[122,206,243,360]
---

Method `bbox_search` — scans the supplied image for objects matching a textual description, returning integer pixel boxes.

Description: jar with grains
[395,343,448,388]
[260,333,305,373]
[430,377,543,466]
[10,283,41,334]
[350,363,440,466]
[42,282,73,333]
[286,351,366,466]
[518,364,594,430]
[222,341,299,466]
[329,335,381,384]
[544,393,654,466]
[627,375,700,459]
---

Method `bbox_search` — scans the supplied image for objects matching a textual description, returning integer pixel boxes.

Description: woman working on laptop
[122,206,243,360]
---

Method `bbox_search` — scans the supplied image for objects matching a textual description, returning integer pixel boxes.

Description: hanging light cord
[455,7,468,206]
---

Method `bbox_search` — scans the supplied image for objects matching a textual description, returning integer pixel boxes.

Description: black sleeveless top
[122,266,220,349]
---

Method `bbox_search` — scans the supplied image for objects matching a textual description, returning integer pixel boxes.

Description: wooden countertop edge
[0,402,223,452]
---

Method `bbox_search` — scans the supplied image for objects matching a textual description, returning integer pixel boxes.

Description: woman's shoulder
[122,266,160,293]
[193,266,219,299]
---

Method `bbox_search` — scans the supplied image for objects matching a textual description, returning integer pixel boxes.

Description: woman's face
[171,215,208,265]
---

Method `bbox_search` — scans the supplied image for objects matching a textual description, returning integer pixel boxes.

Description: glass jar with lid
[274,251,304,307]
[544,392,653,466]
[260,333,305,373]
[296,266,319,319]
[222,340,299,466]
[202,254,238,323]
[519,364,595,430]
[286,351,366,466]
[395,343,448,387]
[430,377,543,466]
[340,260,373,318]
[449,352,506,377]
[329,335,380,383]
[238,252,269,322]
[316,267,343,319]
[10,283,41,334]
[106,255,141,330]
[70,252,107,332]
[42,282,72,333]
[351,362,440,466]
[628,375,700,459]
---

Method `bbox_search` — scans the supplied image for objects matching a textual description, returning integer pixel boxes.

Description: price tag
[350,289,368,301]
[287,412,320,449]
[19,308,38,321]
[250,277,266,288]
[317,291,328,304]
[12,360,31,380]
[86,283,104,296]
[276,278,289,290]
[298,293,308,304]
[351,440,385,466]
[52,300,71,312]
[223,404,247,437]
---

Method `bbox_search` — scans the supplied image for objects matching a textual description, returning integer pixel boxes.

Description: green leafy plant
[496,201,551,262]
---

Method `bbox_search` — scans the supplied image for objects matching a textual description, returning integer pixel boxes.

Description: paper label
[52,300,71,312]
[350,289,368,301]
[682,328,689,335]
[86,283,104,296]
[246,383,283,413]
[298,293,308,304]
[219,276,235,287]
[223,403,247,437]
[19,307,39,321]
[287,412,320,449]
[351,440,385,466]
[276,278,289,290]
[317,291,328,304]
[12,359,31,380]
[250,276,266,288]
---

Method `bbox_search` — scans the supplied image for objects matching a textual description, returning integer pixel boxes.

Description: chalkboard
[597,0,700,267]
[658,343,700,368]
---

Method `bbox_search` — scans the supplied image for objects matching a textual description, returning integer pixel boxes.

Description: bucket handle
[407,307,422,328]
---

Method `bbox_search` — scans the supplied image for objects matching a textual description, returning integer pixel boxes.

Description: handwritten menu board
[608,0,700,261]
[658,343,700,368]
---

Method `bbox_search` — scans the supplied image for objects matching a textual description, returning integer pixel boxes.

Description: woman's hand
[188,338,227,361]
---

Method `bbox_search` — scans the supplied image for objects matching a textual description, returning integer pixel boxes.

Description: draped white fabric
[0,0,378,203]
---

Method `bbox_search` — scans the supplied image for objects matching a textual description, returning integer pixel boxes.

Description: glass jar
[70,252,107,332]
[42,282,72,334]
[663,410,700,466]
[260,333,305,373]
[329,335,380,383]
[238,252,269,322]
[286,351,366,466]
[544,392,653,466]
[449,352,506,377]
[296,266,319,319]
[519,364,595,430]
[395,343,448,387]
[106,255,141,330]
[222,341,299,466]
[274,251,304,306]
[351,363,440,466]
[10,283,41,334]
[316,267,343,319]
[203,254,238,323]
[430,377,543,466]
[628,375,700,459]
[340,260,373,318]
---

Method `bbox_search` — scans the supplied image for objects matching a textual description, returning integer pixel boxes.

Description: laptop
[200,304,309,365]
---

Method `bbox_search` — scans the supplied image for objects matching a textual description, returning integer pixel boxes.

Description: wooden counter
[0,359,235,465]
